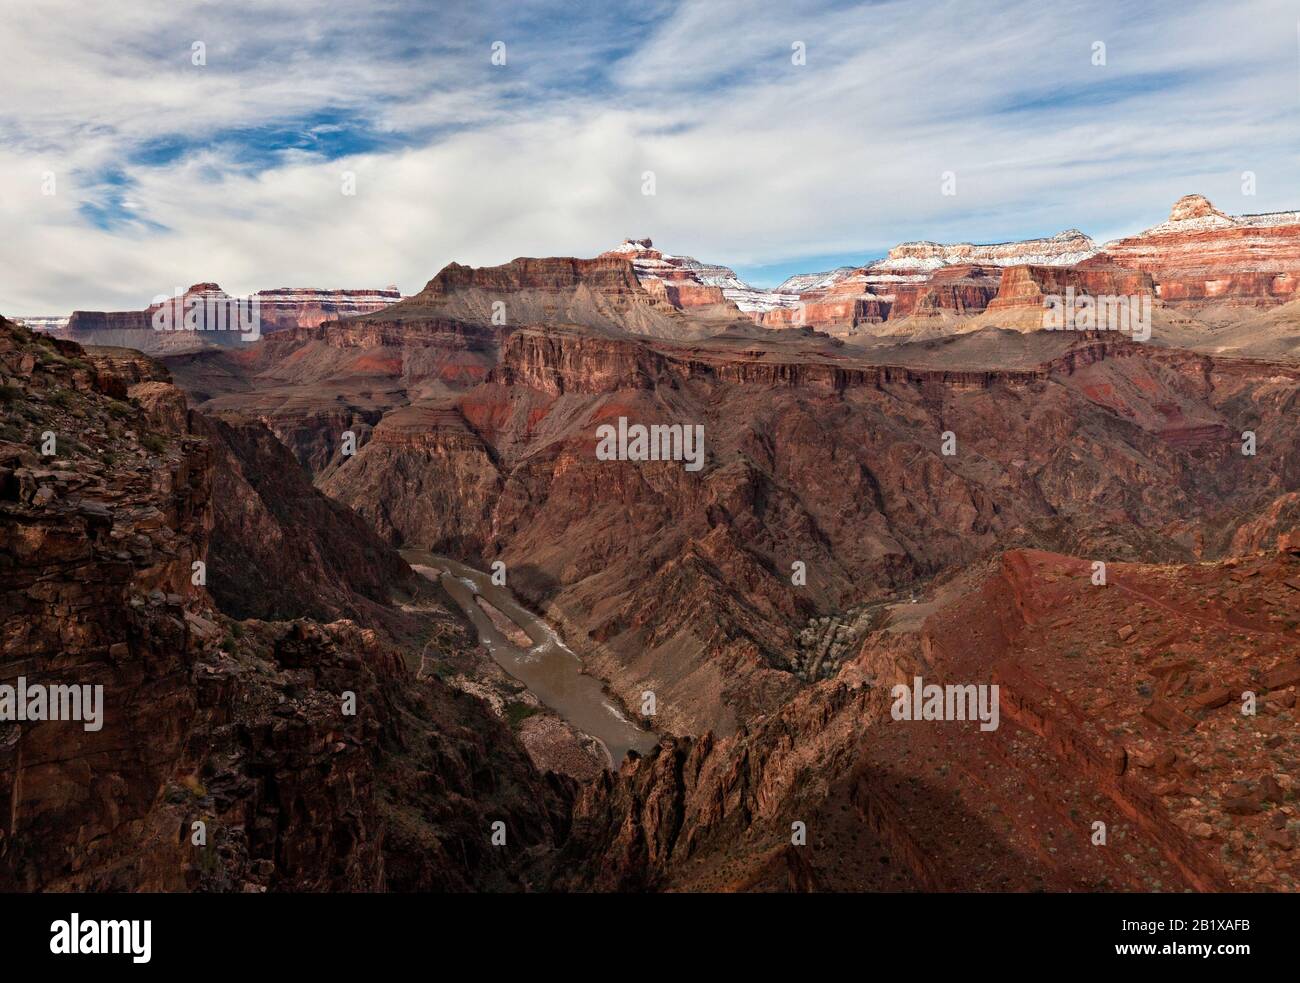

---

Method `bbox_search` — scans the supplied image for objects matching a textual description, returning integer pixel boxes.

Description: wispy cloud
[2,0,1298,309]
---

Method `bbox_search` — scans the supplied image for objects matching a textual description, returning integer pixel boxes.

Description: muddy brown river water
[401,549,659,767]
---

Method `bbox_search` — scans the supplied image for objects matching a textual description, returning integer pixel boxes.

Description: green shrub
[141,433,167,454]
[505,701,540,729]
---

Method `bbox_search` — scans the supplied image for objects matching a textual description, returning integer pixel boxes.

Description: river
[400,549,659,767]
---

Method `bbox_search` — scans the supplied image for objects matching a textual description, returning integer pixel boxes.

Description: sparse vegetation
[505,701,539,729]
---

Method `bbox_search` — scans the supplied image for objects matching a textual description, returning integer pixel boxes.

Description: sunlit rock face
[1100,195,1300,305]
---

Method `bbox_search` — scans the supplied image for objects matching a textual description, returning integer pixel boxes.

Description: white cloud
[2,0,1299,310]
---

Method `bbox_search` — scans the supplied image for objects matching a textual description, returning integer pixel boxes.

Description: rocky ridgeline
[553,543,1298,892]
[760,195,1300,334]
[603,238,800,314]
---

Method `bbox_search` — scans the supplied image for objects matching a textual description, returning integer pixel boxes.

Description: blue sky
[2,0,1300,310]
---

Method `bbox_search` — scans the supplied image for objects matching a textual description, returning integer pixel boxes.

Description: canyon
[2,192,1298,894]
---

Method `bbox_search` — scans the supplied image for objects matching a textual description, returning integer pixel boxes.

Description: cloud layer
[3,0,1299,311]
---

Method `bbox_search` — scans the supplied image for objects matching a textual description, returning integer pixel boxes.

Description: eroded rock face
[762,264,1007,332]
[0,318,570,892]
[187,412,418,628]
[757,196,1300,335]
[0,323,212,890]
[553,542,1298,892]
[373,254,750,340]
[248,287,401,333]
[893,264,1005,317]
[1101,195,1300,305]
[985,263,1156,311]
[322,322,1300,738]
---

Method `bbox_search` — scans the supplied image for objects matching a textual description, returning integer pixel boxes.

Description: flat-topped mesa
[1101,194,1300,305]
[775,267,858,295]
[420,256,645,299]
[248,286,400,331]
[63,282,234,352]
[61,282,401,353]
[871,229,1099,274]
[601,238,800,314]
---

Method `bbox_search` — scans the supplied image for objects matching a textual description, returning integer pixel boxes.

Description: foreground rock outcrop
[0,318,569,891]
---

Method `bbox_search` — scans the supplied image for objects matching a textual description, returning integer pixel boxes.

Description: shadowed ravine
[400,548,660,766]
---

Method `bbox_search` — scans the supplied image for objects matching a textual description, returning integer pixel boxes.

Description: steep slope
[373,255,749,339]
[554,543,1297,892]
[322,324,1300,736]
[0,318,570,891]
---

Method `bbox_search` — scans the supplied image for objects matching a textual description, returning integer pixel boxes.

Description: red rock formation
[365,254,742,340]
[1101,194,1300,305]
[248,287,400,332]
[601,238,788,314]
[322,320,1300,740]
[555,545,1298,892]
[891,264,1004,317]
[985,263,1155,311]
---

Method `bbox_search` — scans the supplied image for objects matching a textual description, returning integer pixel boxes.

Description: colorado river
[401,549,659,767]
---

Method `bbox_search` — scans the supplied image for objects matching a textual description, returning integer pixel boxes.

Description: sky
[2,0,1300,312]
